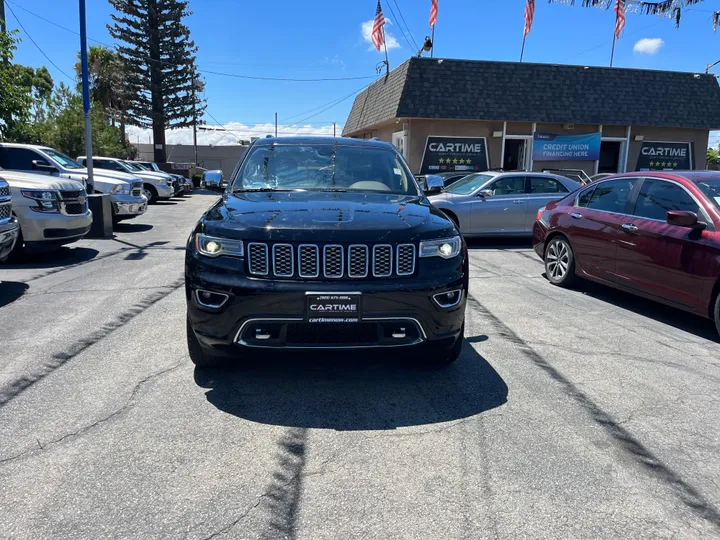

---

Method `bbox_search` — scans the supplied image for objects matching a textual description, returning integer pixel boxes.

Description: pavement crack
[0,363,182,466]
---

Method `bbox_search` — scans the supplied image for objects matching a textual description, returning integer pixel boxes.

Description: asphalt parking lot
[1,191,720,539]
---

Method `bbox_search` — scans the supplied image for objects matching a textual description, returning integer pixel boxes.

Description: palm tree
[74,45,128,138]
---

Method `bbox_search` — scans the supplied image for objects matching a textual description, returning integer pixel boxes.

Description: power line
[382,0,416,51]
[4,2,76,82]
[6,1,375,83]
[392,0,420,50]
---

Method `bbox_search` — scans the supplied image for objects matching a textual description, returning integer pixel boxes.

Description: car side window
[586,179,635,213]
[632,179,699,221]
[529,176,569,194]
[576,186,596,207]
[488,176,525,196]
[3,148,43,170]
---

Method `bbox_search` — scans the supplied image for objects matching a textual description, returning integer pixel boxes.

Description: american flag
[614,0,626,40]
[429,0,439,28]
[372,0,386,52]
[524,0,535,39]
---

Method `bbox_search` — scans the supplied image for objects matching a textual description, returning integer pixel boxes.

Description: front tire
[143,185,159,204]
[712,293,720,340]
[187,316,223,367]
[545,236,577,287]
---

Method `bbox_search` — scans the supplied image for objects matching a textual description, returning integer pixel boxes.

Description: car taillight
[536,206,546,222]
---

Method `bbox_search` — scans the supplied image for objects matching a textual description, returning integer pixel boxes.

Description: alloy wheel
[546,240,570,280]
[143,188,153,200]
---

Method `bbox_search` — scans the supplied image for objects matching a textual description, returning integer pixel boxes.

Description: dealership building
[342,57,720,176]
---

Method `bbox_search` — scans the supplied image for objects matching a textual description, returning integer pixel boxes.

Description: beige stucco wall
[348,119,710,175]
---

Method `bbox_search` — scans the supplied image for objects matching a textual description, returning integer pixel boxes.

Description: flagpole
[382,27,390,76]
[520,36,527,62]
[430,26,435,58]
[610,34,616,67]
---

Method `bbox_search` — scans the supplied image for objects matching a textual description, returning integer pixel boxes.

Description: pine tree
[107,0,205,162]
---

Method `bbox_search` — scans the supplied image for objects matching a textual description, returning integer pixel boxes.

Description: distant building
[133,143,248,179]
[343,57,720,175]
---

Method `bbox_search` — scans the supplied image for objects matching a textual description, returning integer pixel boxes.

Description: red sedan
[533,171,720,335]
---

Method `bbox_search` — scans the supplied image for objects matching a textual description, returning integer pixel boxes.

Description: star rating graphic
[439,157,473,165]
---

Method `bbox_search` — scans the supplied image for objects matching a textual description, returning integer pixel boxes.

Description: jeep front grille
[0,185,10,198]
[246,242,417,280]
[0,203,10,221]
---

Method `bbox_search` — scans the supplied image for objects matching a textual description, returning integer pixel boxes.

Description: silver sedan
[428,171,581,237]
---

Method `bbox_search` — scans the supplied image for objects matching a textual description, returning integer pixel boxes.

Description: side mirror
[32,160,56,173]
[667,210,705,230]
[425,175,444,191]
[477,189,494,198]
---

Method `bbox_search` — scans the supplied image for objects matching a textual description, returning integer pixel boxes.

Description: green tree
[708,147,720,170]
[107,0,205,163]
[0,29,33,140]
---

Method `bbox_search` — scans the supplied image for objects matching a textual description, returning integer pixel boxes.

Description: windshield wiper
[231,188,296,193]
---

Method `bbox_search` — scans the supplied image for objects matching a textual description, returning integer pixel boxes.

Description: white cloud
[633,38,664,55]
[361,19,400,52]
[126,122,341,147]
[325,55,346,70]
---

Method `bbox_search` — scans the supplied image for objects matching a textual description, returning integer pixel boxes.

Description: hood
[0,170,85,190]
[135,170,171,181]
[202,191,455,243]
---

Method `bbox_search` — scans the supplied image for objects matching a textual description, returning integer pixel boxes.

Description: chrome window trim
[396,244,416,276]
[272,243,295,277]
[348,244,369,278]
[372,244,393,277]
[247,242,269,276]
[298,244,320,278]
[323,244,344,279]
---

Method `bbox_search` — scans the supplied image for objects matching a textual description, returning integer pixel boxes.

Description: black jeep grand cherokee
[185,137,468,366]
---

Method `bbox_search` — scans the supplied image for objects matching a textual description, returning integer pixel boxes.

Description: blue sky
[5,0,720,145]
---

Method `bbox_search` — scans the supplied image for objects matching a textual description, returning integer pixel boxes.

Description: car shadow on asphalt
[465,237,533,250]
[153,201,178,206]
[113,223,154,233]
[194,338,508,431]
[4,247,100,269]
[574,279,717,341]
[0,281,29,308]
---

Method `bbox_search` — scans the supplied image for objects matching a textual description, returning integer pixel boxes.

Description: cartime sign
[635,141,692,171]
[419,136,489,175]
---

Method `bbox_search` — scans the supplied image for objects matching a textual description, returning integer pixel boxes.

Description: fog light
[195,289,229,308]
[433,289,463,308]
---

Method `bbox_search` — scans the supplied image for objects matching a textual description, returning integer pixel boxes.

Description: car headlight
[195,234,244,258]
[21,189,60,212]
[110,183,130,194]
[419,236,462,259]
[166,179,174,186]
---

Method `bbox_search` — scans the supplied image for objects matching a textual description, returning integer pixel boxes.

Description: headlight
[21,190,57,201]
[166,179,174,186]
[110,183,130,194]
[419,236,462,259]
[195,234,244,258]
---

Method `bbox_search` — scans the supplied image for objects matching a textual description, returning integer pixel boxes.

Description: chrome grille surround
[58,189,88,216]
[323,245,344,279]
[298,244,319,278]
[0,203,10,221]
[348,244,369,278]
[396,244,416,276]
[248,242,269,275]
[372,244,392,277]
[272,244,294,277]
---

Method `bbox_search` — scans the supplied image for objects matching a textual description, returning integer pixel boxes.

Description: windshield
[694,179,720,209]
[43,148,84,170]
[122,161,142,172]
[231,144,419,195]
[133,162,152,171]
[444,173,494,195]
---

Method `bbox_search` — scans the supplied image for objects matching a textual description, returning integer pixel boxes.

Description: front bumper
[186,256,467,354]
[16,208,93,244]
[157,184,175,198]
[112,194,148,218]
[0,219,20,259]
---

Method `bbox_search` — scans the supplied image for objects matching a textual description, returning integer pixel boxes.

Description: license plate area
[306,293,362,323]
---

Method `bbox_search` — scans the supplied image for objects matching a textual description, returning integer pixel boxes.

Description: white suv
[0,170,92,254]
[0,177,20,262]
[0,144,147,223]
[77,156,175,203]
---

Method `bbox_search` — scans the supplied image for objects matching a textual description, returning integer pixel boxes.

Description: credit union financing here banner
[532,132,602,162]
[635,141,692,171]
[419,137,490,175]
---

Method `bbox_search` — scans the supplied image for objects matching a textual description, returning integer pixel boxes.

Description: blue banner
[532,132,602,162]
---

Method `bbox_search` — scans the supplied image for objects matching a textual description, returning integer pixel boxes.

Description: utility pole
[1,0,8,63]
[333,122,336,137]
[79,0,94,191]
[275,112,278,137]
[192,73,198,166]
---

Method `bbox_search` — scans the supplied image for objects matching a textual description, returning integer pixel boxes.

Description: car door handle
[512,200,524,204]
[621,223,638,232]
[570,212,583,219]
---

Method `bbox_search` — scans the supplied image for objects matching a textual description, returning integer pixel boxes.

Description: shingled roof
[342,57,720,135]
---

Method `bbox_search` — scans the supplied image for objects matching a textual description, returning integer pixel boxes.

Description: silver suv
[0,177,20,262]
[77,156,175,203]
[0,144,147,224]
[0,170,92,254]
